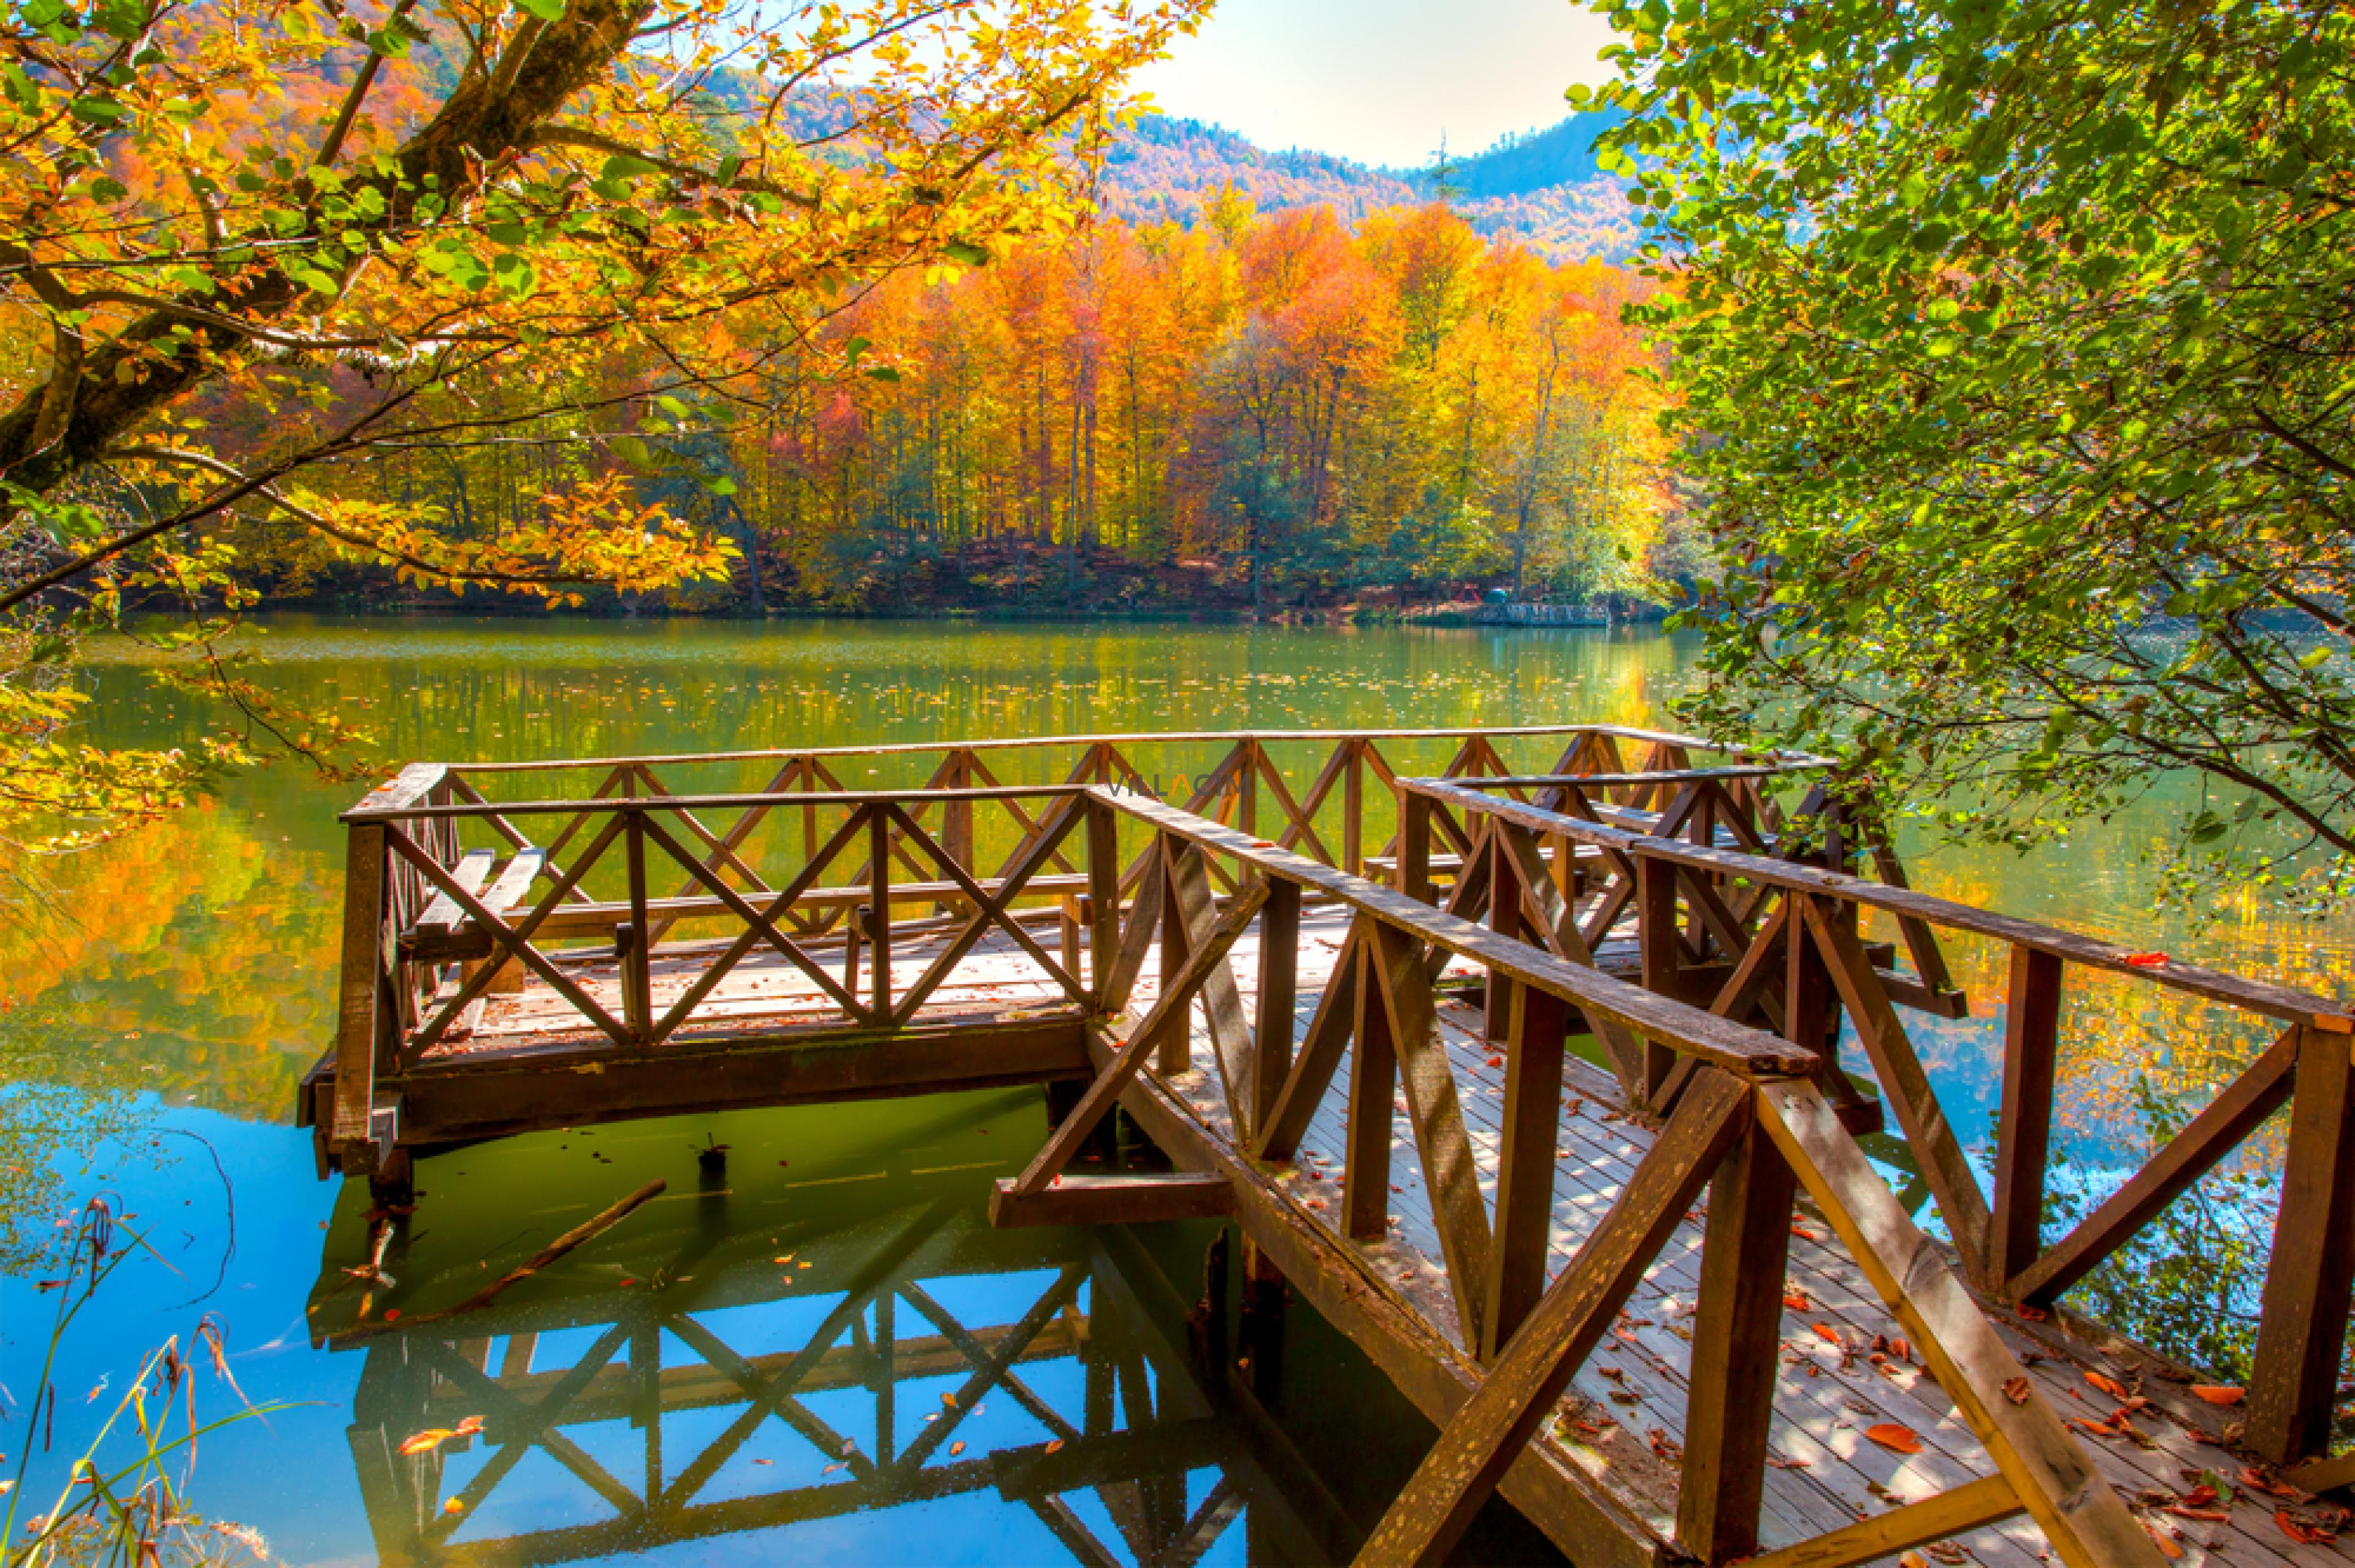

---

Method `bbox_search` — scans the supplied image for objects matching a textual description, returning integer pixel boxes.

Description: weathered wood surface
[1119,906,2355,1568]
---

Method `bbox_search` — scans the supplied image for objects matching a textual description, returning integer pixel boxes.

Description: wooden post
[1481,983,1568,1360]
[1400,790,1432,903]
[1343,740,1365,879]
[1087,796,1120,1005]
[867,806,891,1019]
[333,820,388,1172]
[1485,830,1521,1046]
[616,920,648,1041]
[1255,879,1301,1137]
[1342,956,1397,1242]
[1154,836,1193,1074]
[2248,1026,2355,1463]
[1677,1110,1798,1563]
[622,805,653,1044]
[1989,946,2063,1288]
[1638,855,1680,1103]
[1238,738,1258,838]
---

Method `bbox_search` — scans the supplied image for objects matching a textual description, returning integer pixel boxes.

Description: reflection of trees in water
[0,799,339,1119]
[0,1015,145,1274]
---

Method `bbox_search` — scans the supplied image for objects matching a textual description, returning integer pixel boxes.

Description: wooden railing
[1399,773,2355,1467]
[1008,789,2157,1568]
[326,724,1818,1171]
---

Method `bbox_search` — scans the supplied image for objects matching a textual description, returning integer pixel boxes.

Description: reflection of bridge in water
[313,1097,1375,1566]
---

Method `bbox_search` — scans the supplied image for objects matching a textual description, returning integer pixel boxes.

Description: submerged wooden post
[1989,945,2063,1288]
[2248,1025,2355,1463]
[1677,1109,1798,1562]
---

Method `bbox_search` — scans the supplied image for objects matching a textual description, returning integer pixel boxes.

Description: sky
[1128,0,1620,170]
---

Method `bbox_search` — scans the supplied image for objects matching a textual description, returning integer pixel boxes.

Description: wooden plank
[1099,847,1165,1016]
[1351,1069,1750,1567]
[1372,920,1495,1344]
[989,1172,1234,1228]
[2248,1025,2355,1463]
[1676,1114,1798,1564]
[407,849,497,941]
[1254,879,1302,1137]
[1482,982,1568,1361]
[2012,1027,2299,1303]
[1990,946,2064,1287]
[1168,839,1256,1130]
[867,808,890,1018]
[1743,1474,2023,1568]
[1095,790,1819,1079]
[1007,880,1271,1198]
[1799,894,1993,1276]
[1752,1078,2164,1568]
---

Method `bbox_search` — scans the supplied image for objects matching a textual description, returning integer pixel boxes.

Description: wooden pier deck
[302,725,2355,1567]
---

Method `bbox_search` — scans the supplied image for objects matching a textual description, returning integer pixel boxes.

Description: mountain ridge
[1100,110,1638,261]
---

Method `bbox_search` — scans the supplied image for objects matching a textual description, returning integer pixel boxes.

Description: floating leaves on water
[1044,1439,1064,1454]
[443,1498,465,1516]
[949,1441,965,1456]
[398,1417,485,1456]
[840,1439,855,1458]
[942,1393,957,1409]
[1863,1422,1923,1454]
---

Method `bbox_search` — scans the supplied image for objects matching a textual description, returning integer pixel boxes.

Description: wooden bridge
[301,724,2355,1567]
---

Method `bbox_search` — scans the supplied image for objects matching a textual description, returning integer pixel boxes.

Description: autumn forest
[234,196,1678,618]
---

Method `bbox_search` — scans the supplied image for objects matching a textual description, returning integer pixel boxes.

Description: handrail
[1103,790,1818,1079]
[1407,774,2355,1032]
[1001,791,2150,1568]
[416,722,1825,777]
[1399,770,2355,1467]
[343,784,1095,824]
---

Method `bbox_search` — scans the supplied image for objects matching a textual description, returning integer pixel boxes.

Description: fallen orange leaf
[1782,1291,1812,1312]
[2190,1385,2243,1405]
[2121,951,2170,968]
[2148,1524,2184,1559]
[2003,1377,2032,1405]
[2277,1509,2337,1546]
[1044,1439,1065,1454]
[1864,1423,1923,1455]
[398,1429,454,1456]
[1811,1323,1843,1345]
[2086,1371,2131,1401]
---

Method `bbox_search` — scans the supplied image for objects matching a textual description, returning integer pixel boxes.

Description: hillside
[1101,113,1639,261]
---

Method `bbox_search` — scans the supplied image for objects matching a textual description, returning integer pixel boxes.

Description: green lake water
[2,616,2348,1564]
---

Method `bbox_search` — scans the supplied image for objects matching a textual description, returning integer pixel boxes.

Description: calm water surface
[3,616,2348,1563]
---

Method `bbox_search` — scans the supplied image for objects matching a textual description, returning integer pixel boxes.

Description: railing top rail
[415,722,1821,778]
[1465,765,1818,787]
[1094,786,1821,1078]
[347,762,448,818]
[1405,776,2355,1034]
[342,783,1093,825]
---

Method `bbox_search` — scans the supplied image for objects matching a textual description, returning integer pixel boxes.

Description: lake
[3,616,2348,1564]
